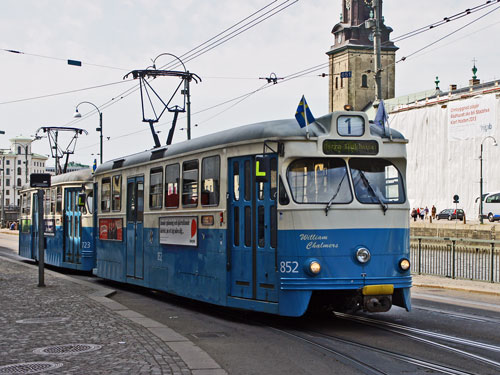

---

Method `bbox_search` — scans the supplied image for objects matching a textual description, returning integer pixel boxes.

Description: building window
[6,190,9,195]
[335,77,338,90]
[17,146,21,154]
[6,199,9,205]
[201,156,220,206]
[182,160,199,207]
[101,177,111,212]
[6,168,9,175]
[17,160,21,165]
[17,167,21,175]
[17,178,21,187]
[6,179,10,187]
[165,164,180,208]
[6,160,9,165]
[341,77,344,88]
[361,74,368,88]
[112,175,121,211]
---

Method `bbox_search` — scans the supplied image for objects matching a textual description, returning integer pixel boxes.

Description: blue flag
[374,99,388,133]
[92,159,97,172]
[295,95,315,128]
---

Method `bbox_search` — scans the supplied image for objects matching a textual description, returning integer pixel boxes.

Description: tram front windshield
[287,158,405,205]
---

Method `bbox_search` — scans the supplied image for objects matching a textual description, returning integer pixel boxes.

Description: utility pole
[372,0,383,103]
[1,154,5,228]
[185,72,192,141]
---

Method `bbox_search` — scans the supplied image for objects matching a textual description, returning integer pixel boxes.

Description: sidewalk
[412,274,500,296]
[0,257,226,375]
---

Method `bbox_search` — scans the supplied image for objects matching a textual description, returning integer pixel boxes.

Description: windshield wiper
[325,172,347,216]
[358,170,388,215]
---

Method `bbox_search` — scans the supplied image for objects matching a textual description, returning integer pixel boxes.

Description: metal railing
[410,236,500,283]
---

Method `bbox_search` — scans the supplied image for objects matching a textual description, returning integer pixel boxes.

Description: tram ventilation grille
[16,317,69,324]
[33,344,102,356]
[0,362,63,374]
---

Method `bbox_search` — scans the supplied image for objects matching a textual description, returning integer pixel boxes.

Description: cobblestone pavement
[0,258,223,374]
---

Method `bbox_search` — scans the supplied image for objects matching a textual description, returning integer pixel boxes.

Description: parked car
[436,209,465,220]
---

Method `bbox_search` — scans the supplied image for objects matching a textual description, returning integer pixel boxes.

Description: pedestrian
[411,208,417,222]
[431,205,436,219]
[419,208,424,220]
[424,206,429,220]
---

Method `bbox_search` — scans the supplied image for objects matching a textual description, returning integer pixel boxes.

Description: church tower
[327,0,398,111]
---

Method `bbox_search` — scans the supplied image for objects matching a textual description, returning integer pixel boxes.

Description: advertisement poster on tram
[159,216,198,247]
[99,218,123,241]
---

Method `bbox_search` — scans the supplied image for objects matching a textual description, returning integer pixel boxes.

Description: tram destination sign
[323,140,379,155]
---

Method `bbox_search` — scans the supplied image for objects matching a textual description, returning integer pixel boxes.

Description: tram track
[269,324,477,375]
[331,312,500,371]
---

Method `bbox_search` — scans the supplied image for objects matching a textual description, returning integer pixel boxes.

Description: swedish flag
[295,95,315,128]
[92,159,97,172]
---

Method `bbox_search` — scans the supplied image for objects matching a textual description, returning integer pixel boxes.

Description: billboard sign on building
[448,95,497,140]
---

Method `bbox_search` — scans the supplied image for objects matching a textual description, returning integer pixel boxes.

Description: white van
[482,191,500,222]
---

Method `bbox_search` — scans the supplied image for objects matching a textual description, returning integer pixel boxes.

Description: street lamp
[479,136,497,224]
[74,102,103,164]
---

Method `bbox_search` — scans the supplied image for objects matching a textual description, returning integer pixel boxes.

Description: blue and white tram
[19,169,96,271]
[94,111,412,316]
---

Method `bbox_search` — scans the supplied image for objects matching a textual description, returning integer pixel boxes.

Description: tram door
[126,176,144,279]
[32,192,39,260]
[64,188,82,264]
[228,155,278,302]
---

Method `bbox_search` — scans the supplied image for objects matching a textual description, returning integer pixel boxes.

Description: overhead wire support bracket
[123,66,201,148]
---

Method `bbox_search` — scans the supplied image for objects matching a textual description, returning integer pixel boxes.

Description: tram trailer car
[94,111,411,317]
[19,169,96,271]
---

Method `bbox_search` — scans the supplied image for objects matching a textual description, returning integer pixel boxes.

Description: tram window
[278,177,290,205]
[244,160,251,201]
[201,155,220,206]
[50,188,56,214]
[137,181,144,222]
[233,162,240,201]
[270,158,277,200]
[182,160,199,207]
[258,206,265,247]
[244,206,251,247]
[87,191,94,214]
[149,168,163,209]
[112,175,122,211]
[56,187,62,215]
[26,193,31,216]
[234,206,240,246]
[165,163,180,208]
[270,205,277,248]
[101,177,111,212]
[287,158,352,204]
[44,189,51,215]
[349,158,405,204]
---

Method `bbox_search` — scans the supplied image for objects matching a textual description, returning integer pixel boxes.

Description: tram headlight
[304,259,321,276]
[399,258,410,271]
[355,248,371,264]
[309,261,321,274]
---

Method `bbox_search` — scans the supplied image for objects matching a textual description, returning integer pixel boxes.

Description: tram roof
[95,113,405,174]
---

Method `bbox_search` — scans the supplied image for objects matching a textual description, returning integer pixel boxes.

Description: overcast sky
[1,0,499,167]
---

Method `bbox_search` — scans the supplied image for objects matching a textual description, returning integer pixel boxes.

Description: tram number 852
[280,261,299,273]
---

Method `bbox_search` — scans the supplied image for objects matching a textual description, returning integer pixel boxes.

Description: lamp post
[479,136,497,224]
[74,102,103,164]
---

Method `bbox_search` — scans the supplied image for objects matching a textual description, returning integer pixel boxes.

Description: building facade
[1,136,47,212]
[388,79,500,218]
[327,0,397,111]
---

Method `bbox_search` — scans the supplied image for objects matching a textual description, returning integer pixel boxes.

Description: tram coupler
[361,284,394,313]
[363,295,392,312]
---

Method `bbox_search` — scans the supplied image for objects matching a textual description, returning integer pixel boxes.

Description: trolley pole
[37,189,45,287]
